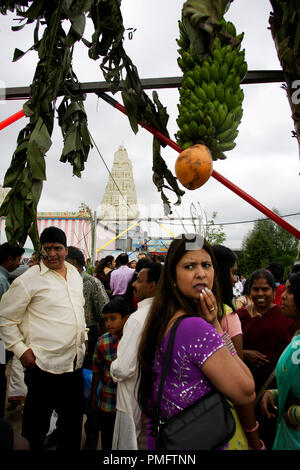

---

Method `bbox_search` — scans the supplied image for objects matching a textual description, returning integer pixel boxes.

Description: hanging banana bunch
[176,14,247,160]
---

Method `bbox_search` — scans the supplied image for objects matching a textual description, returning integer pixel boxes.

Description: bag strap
[154,316,185,412]
[254,368,276,405]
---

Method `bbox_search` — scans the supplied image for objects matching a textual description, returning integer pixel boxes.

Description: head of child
[103,298,130,338]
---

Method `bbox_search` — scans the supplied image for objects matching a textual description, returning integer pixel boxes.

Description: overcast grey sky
[0,0,299,250]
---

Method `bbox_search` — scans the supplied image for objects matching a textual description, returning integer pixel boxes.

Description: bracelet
[287,406,300,426]
[244,421,259,433]
[221,332,237,356]
[249,439,266,451]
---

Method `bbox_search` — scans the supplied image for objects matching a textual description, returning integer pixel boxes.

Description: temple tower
[98,145,140,222]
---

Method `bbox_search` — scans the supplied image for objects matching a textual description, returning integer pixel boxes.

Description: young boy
[91,298,129,450]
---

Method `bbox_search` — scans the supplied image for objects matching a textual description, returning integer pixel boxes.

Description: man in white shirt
[0,227,87,450]
[110,261,162,450]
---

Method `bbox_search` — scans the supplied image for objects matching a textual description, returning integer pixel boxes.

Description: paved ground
[3,359,101,450]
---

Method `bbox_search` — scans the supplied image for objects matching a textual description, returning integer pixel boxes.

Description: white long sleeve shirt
[110,297,153,449]
[0,261,87,374]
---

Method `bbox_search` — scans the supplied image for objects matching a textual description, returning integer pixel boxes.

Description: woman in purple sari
[137,234,256,450]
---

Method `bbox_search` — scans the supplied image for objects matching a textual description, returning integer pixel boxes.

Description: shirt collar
[137,297,154,308]
[40,260,69,275]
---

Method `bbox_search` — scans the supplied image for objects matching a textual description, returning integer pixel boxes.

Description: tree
[205,211,226,245]
[237,209,299,277]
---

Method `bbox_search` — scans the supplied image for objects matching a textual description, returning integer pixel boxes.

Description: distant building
[98,145,139,222]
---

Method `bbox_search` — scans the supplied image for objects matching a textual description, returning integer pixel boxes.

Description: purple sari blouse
[152,316,225,419]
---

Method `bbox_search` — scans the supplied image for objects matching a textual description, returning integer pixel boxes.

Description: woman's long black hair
[287,271,300,314]
[137,234,222,417]
[212,244,238,314]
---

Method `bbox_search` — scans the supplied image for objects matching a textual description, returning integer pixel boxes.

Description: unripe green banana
[219,63,229,82]
[216,141,236,151]
[200,82,210,100]
[203,114,214,131]
[224,71,236,89]
[232,76,241,93]
[213,48,223,65]
[182,123,192,139]
[238,62,248,80]
[215,84,225,103]
[206,82,216,101]
[195,109,205,124]
[224,88,235,110]
[195,86,207,103]
[217,112,235,133]
[177,57,186,71]
[190,120,199,136]
[212,37,222,50]
[210,62,219,82]
[182,52,195,69]
[198,124,206,137]
[217,103,228,126]
[185,76,196,90]
[217,127,237,142]
[201,65,210,82]
[225,21,237,37]
[232,105,243,122]
[207,107,220,128]
[181,141,194,150]
[192,68,202,86]
[224,50,236,69]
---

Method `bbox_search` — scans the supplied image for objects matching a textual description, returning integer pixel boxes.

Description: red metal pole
[98,92,300,240]
[0,109,25,130]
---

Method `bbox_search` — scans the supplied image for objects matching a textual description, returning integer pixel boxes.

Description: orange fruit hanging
[175,144,213,190]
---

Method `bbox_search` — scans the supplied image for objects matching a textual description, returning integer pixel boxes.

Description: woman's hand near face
[198,288,222,334]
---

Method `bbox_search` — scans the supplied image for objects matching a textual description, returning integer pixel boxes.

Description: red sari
[237,305,296,393]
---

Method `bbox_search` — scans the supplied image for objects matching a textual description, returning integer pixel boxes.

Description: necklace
[248,303,272,318]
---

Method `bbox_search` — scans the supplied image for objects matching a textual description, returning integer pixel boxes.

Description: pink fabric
[221,308,242,338]
[109,265,135,296]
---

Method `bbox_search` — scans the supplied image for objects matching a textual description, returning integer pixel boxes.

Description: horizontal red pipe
[98,92,300,240]
[0,109,25,130]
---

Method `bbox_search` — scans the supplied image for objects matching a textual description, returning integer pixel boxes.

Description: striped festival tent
[0,213,93,260]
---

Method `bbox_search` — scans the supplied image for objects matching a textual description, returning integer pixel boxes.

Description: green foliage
[205,211,226,245]
[237,210,299,278]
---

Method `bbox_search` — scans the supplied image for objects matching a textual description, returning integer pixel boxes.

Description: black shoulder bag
[153,316,236,450]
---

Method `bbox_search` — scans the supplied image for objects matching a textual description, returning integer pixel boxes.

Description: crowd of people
[0,228,299,451]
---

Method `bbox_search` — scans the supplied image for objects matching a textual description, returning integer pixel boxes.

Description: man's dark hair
[40,227,67,247]
[0,243,25,264]
[135,257,151,273]
[118,253,129,265]
[141,261,163,284]
[66,246,85,268]
[266,262,284,283]
[103,298,129,318]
